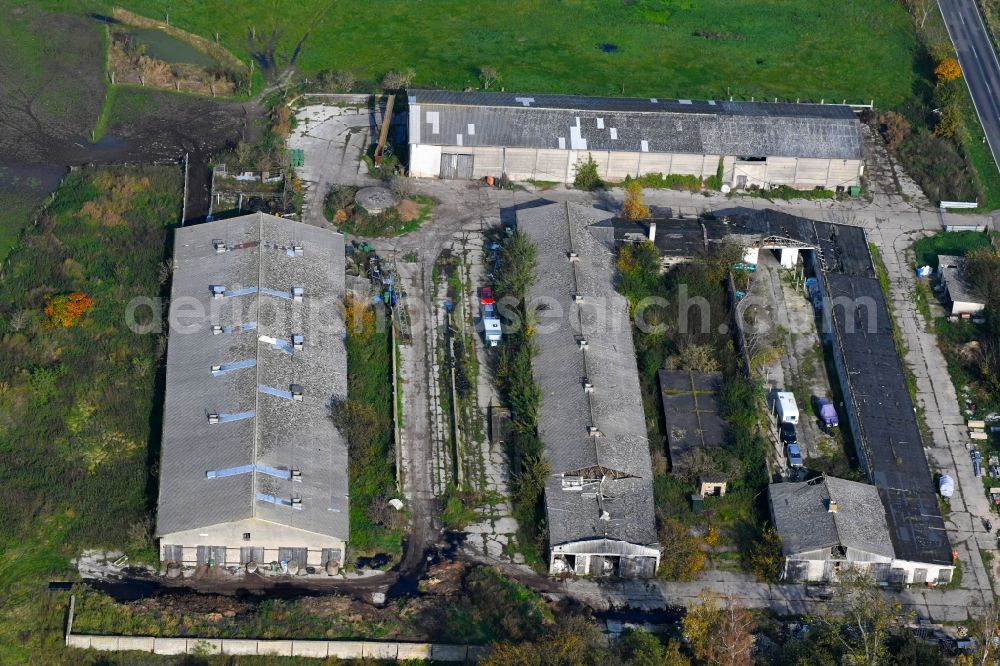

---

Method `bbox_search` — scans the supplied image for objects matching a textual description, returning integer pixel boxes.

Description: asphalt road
[939,0,1000,184]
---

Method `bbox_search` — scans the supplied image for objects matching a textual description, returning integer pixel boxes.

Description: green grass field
[29,0,924,106]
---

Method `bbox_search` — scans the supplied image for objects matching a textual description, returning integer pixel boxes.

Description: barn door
[440,153,474,179]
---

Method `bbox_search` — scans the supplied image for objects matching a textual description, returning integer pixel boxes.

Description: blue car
[787,443,804,468]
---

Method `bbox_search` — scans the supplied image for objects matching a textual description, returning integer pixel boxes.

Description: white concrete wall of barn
[159,520,347,568]
[409,143,861,189]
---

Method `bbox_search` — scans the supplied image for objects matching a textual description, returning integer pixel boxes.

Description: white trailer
[775,391,799,425]
[483,316,502,347]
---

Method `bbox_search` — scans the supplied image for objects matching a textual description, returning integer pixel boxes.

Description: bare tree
[390,174,412,199]
[8,310,27,332]
[903,0,934,28]
[682,591,755,666]
[381,68,416,91]
[479,65,498,90]
[965,598,1000,666]
[331,70,355,93]
[819,568,910,666]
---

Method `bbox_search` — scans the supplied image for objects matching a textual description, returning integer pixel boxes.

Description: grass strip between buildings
[340,296,403,562]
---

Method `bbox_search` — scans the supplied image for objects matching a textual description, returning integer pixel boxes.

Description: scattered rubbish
[113,555,129,568]
[388,498,405,510]
[916,265,933,278]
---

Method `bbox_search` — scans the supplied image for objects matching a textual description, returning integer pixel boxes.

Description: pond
[127,27,216,68]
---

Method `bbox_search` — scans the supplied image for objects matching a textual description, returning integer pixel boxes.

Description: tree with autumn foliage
[935,57,962,82]
[682,592,755,666]
[44,292,94,329]
[622,179,650,220]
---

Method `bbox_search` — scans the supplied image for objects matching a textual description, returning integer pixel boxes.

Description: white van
[775,391,799,425]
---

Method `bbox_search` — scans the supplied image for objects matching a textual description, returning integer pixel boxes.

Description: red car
[480,287,495,305]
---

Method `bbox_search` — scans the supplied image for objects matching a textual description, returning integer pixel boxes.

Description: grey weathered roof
[156,213,348,540]
[408,89,862,160]
[939,255,983,305]
[518,202,658,549]
[658,370,727,470]
[769,477,894,559]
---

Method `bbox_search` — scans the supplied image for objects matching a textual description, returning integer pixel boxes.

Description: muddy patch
[397,198,422,222]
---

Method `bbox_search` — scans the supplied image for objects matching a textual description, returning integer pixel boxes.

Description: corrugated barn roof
[518,202,658,549]
[156,213,348,540]
[408,89,863,160]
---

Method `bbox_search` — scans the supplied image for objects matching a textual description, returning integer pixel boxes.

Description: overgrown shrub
[634,172,702,190]
[573,153,603,190]
[897,130,980,203]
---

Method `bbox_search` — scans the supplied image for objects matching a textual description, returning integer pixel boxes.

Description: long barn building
[156,212,349,572]
[407,89,864,191]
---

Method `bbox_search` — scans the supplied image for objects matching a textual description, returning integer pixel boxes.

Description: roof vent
[292,286,304,302]
[213,239,227,253]
[600,510,611,521]
[291,469,302,482]
[577,338,589,350]
[291,497,302,509]
[211,364,222,373]
[573,294,584,303]
[211,285,225,299]
[292,334,304,351]
[290,384,304,401]
[587,425,601,436]
[828,500,839,513]
[583,378,594,393]
[207,412,220,424]
[568,251,579,262]
[212,325,223,335]
[293,244,304,256]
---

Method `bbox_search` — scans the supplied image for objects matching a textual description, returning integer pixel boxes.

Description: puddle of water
[126,27,216,68]
[81,135,127,153]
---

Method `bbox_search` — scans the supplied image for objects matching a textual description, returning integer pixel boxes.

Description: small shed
[937,255,985,316]
[698,472,728,497]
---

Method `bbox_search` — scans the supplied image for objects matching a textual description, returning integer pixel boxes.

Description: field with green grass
[0,165,181,663]
[25,0,922,106]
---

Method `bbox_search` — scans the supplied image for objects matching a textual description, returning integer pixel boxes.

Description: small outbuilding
[698,472,728,497]
[937,255,985,316]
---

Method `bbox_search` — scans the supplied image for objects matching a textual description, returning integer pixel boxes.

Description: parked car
[817,398,839,428]
[780,422,798,445]
[786,442,804,468]
[480,287,495,306]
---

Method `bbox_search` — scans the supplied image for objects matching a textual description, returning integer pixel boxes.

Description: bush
[897,130,980,203]
[622,179,650,220]
[634,172,702,190]
[657,518,705,580]
[573,153,603,190]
